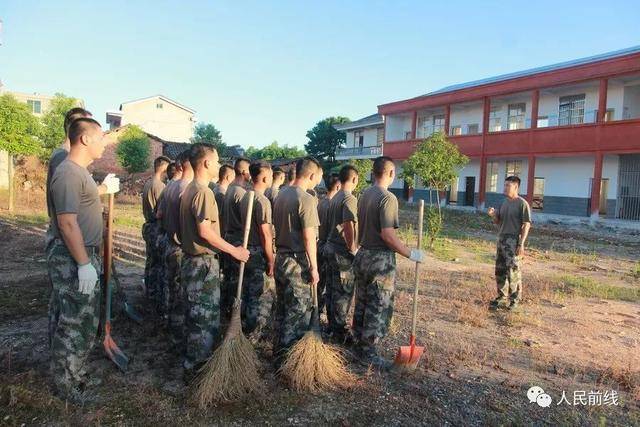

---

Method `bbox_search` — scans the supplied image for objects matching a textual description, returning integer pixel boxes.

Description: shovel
[103,193,129,371]
[394,199,425,371]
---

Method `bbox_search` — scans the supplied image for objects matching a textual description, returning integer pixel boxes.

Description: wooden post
[8,154,14,212]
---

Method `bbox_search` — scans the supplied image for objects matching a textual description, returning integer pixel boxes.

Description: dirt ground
[1,200,639,426]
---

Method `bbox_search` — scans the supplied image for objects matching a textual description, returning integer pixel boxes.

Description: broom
[192,191,262,407]
[278,264,356,392]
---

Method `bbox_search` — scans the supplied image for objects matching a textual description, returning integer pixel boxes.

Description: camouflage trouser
[47,242,102,393]
[241,246,268,334]
[142,221,163,308]
[181,253,221,370]
[317,241,327,314]
[325,243,355,335]
[495,234,523,302]
[164,239,185,349]
[352,248,396,351]
[156,233,170,316]
[221,233,242,320]
[273,252,312,359]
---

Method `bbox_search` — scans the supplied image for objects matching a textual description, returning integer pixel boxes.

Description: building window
[27,100,41,114]
[505,160,522,178]
[507,103,526,130]
[537,116,549,128]
[486,161,499,192]
[156,103,163,109]
[467,123,479,134]
[532,177,545,210]
[451,125,462,136]
[353,130,364,148]
[558,94,585,126]
[432,114,445,134]
[489,106,502,132]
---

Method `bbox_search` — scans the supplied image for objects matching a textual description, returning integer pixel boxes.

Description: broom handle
[410,200,424,338]
[235,191,255,300]
[104,193,115,325]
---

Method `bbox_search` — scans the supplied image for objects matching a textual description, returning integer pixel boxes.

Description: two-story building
[379,46,640,221]
[106,95,197,143]
[334,113,384,161]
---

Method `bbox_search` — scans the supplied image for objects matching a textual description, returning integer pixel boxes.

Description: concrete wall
[538,86,600,125]
[622,84,640,119]
[0,150,9,189]
[385,114,412,141]
[121,97,195,142]
[345,126,381,148]
[450,103,483,134]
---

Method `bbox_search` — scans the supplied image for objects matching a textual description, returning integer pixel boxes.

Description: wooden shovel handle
[410,200,424,338]
[104,193,115,287]
[235,191,255,300]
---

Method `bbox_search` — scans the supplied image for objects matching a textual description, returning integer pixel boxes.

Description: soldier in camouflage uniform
[353,156,424,370]
[221,157,252,319]
[272,157,322,363]
[488,175,532,310]
[239,162,274,335]
[48,118,119,401]
[141,155,171,312]
[179,144,249,378]
[317,173,339,316]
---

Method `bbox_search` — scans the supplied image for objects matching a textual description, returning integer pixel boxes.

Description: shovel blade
[103,334,129,372]
[393,345,424,371]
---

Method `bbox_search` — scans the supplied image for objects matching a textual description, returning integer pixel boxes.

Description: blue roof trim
[421,45,640,98]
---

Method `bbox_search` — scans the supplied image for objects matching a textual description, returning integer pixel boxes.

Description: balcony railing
[336,145,383,158]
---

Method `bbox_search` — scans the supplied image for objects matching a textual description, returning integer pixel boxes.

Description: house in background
[379,45,640,221]
[333,114,384,161]
[106,95,197,143]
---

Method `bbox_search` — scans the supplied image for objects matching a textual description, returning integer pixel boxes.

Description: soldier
[48,118,119,401]
[272,157,321,363]
[239,161,274,335]
[221,157,251,318]
[325,166,358,343]
[179,144,249,379]
[265,166,285,204]
[141,155,171,312]
[209,164,236,234]
[353,156,424,369]
[317,173,340,316]
[166,162,178,182]
[155,151,193,350]
[488,175,532,311]
[285,166,296,187]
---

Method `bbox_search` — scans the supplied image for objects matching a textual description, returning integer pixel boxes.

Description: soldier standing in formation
[265,166,285,203]
[141,155,171,312]
[178,144,249,378]
[317,173,340,316]
[353,156,424,369]
[488,176,532,311]
[325,166,359,344]
[48,118,119,401]
[272,157,322,364]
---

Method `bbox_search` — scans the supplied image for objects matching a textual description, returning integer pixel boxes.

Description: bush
[116,126,150,174]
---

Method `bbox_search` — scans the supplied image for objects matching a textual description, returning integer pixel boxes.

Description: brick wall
[89,127,163,178]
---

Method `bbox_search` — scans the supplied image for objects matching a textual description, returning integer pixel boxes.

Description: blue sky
[1,0,638,149]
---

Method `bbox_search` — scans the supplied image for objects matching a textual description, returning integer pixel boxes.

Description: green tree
[40,93,81,157]
[246,140,306,161]
[116,125,151,175]
[0,94,42,210]
[304,116,350,166]
[191,122,226,155]
[402,131,468,247]
[350,158,372,196]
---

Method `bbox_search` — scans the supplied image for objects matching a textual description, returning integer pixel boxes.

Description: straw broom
[278,269,355,392]
[193,191,263,407]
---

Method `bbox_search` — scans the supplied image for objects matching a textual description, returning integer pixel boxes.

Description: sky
[1,0,639,149]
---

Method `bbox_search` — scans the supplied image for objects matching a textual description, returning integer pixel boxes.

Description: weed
[556,275,639,302]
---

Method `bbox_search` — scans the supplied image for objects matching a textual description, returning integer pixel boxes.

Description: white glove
[409,249,425,263]
[101,173,120,194]
[78,262,98,295]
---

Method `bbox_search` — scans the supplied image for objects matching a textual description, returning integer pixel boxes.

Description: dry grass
[191,333,263,407]
[278,331,356,393]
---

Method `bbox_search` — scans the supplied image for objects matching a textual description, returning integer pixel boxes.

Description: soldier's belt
[184,252,220,260]
[53,239,100,256]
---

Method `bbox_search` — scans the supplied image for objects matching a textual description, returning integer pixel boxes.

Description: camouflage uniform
[317,241,327,314]
[142,221,163,306]
[181,253,221,370]
[221,244,240,319]
[273,252,312,359]
[495,234,522,302]
[164,238,185,349]
[352,249,396,353]
[241,246,268,334]
[47,241,102,394]
[324,243,355,336]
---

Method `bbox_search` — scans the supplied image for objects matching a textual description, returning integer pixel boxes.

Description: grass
[430,238,458,261]
[556,275,640,302]
[631,262,640,280]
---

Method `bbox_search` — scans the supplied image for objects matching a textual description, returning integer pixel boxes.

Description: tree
[350,158,372,196]
[246,140,306,161]
[0,94,42,210]
[402,131,469,247]
[116,125,151,175]
[40,93,81,157]
[304,116,350,166]
[191,122,226,155]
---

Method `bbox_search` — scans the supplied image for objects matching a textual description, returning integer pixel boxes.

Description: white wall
[538,87,599,125]
[534,156,594,197]
[121,97,195,142]
[450,104,483,134]
[602,155,620,200]
[456,159,481,192]
[385,114,412,141]
[489,96,532,130]
[390,161,405,189]
[622,85,640,119]
[346,127,380,148]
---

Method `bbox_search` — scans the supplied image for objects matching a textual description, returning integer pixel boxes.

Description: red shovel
[394,199,425,371]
